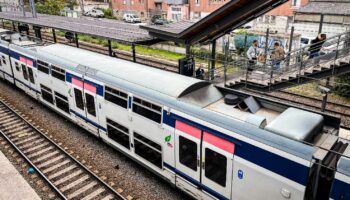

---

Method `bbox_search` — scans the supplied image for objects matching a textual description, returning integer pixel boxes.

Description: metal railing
[220,31,350,89]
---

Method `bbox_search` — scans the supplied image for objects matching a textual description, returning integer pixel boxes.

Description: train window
[104,86,128,109]
[85,93,96,116]
[15,62,20,71]
[28,68,35,84]
[106,118,130,149]
[37,60,49,74]
[132,97,162,123]
[74,88,84,111]
[21,64,28,81]
[134,132,162,168]
[51,65,65,81]
[205,148,227,187]
[2,56,6,65]
[40,84,54,104]
[179,136,197,171]
[54,91,69,114]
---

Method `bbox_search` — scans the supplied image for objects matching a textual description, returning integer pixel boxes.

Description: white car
[123,14,141,23]
[84,9,104,18]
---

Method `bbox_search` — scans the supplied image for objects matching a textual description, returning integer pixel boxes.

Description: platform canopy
[141,0,288,45]
[0,12,160,44]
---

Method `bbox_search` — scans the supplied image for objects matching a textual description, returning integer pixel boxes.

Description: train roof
[31,43,315,160]
[37,44,209,99]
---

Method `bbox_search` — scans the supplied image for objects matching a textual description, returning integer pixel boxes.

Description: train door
[175,120,234,199]
[71,77,99,135]
[201,131,234,199]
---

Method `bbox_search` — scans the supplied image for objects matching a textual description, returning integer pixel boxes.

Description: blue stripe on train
[0,45,9,55]
[9,50,37,67]
[70,109,107,132]
[330,178,350,200]
[0,68,40,93]
[163,110,310,186]
[66,72,104,96]
[163,163,229,200]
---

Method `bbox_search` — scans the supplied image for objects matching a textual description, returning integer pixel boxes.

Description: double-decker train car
[0,28,349,200]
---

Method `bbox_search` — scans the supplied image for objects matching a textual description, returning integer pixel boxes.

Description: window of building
[205,148,227,187]
[132,97,162,123]
[41,84,54,104]
[28,68,35,84]
[74,88,84,111]
[85,93,96,117]
[171,7,181,12]
[104,86,128,109]
[195,0,200,5]
[21,64,28,81]
[179,136,197,171]
[292,0,301,7]
[134,132,162,168]
[37,60,49,74]
[55,91,69,114]
[106,118,130,149]
[51,65,65,81]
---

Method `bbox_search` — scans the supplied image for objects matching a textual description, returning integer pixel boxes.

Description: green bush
[35,0,65,16]
[333,74,350,98]
[102,8,116,19]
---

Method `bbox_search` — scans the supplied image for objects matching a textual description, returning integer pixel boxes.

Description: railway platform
[0,150,40,200]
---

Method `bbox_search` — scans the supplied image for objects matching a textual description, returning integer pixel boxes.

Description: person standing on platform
[246,40,260,72]
[271,42,285,72]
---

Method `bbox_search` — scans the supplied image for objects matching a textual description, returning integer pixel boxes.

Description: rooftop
[0,12,158,44]
[297,1,350,15]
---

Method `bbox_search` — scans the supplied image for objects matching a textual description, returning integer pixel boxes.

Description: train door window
[132,97,162,123]
[51,65,65,81]
[37,60,49,74]
[74,88,84,111]
[179,136,198,171]
[85,93,96,117]
[2,56,6,65]
[104,86,128,108]
[15,62,20,71]
[204,148,227,187]
[54,91,69,114]
[21,64,28,80]
[28,67,35,84]
[40,84,54,104]
[106,118,130,149]
[134,132,162,168]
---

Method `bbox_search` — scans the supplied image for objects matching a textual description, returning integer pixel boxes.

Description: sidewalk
[0,150,41,200]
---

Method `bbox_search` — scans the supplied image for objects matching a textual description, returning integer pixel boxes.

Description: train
[0,27,349,200]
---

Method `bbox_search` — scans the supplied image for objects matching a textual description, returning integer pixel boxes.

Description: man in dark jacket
[309,33,327,59]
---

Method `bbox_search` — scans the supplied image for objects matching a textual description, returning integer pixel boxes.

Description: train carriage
[0,29,349,200]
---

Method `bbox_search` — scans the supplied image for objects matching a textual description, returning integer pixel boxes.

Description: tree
[36,0,65,15]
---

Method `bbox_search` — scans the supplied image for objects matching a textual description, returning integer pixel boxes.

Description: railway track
[0,98,125,200]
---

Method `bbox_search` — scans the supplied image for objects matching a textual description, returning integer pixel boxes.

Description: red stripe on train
[203,132,235,154]
[175,120,201,139]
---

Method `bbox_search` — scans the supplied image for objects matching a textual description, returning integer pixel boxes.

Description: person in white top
[246,40,260,72]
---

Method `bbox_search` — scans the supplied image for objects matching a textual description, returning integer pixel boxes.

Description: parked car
[151,15,166,25]
[84,9,104,18]
[123,14,141,23]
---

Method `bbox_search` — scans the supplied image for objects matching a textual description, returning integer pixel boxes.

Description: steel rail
[0,98,125,200]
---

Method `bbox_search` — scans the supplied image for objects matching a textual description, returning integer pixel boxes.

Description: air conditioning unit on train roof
[265,107,324,142]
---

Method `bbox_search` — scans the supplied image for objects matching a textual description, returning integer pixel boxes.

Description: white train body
[0,28,349,200]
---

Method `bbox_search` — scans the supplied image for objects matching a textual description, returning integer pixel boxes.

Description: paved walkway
[0,150,41,200]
